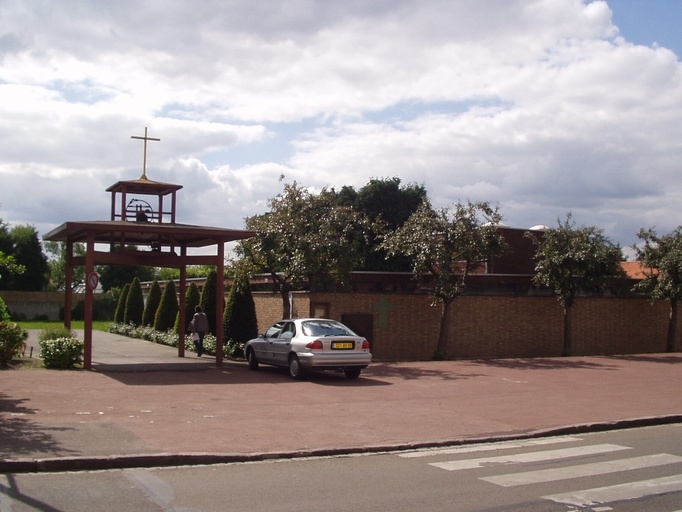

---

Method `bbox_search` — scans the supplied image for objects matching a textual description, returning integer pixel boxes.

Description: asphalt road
[2,425,682,512]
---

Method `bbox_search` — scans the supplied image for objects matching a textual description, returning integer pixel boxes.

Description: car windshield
[301,320,356,337]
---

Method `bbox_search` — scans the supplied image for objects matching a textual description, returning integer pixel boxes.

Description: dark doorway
[342,313,374,344]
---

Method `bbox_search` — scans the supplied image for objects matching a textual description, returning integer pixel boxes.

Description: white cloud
[0,0,681,256]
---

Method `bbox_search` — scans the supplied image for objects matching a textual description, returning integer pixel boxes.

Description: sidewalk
[1,330,681,472]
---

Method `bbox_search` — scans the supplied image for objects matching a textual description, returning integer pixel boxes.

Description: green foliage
[114,282,131,324]
[339,177,427,271]
[0,296,10,322]
[39,335,83,369]
[223,272,258,348]
[109,322,218,355]
[528,213,625,308]
[67,296,117,321]
[124,277,144,326]
[142,279,162,326]
[0,224,48,291]
[200,270,218,334]
[39,326,76,342]
[44,241,86,292]
[225,338,245,359]
[633,226,682,352]
[154,280,179,333]
[633,226,682,302]
[237,179,372,317]
[0,321,28,366]
[381,198,507,302]
[97,250,155,292]
[155,266,212,282]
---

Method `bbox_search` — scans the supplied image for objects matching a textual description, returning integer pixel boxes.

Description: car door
[260,321,286,364]
[271,321,295,365]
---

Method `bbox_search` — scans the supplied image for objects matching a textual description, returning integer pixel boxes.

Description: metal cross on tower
[131,127,161,180]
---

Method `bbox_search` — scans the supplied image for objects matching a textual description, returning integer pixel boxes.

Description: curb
[2,414,681,474]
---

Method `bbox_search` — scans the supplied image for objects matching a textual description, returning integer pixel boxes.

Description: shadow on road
[0,393,78,460]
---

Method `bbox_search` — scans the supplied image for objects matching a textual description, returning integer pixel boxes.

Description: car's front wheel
[246,348,259,370]
[288,355,305,380]
[344,368,362,380]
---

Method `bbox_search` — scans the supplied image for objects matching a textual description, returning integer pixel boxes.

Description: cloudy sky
[1,0,681,259]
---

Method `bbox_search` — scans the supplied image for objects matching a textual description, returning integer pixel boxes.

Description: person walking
[189,305,209,357]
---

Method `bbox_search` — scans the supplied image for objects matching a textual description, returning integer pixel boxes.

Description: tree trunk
[562,304,573,356]
[435,298,455,359]
[667,299,678,352]
[280,288,291,319]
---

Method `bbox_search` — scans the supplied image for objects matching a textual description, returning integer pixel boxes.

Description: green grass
[16,320,112,332]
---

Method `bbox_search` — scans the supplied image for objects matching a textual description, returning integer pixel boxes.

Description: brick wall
[252,292,681,360]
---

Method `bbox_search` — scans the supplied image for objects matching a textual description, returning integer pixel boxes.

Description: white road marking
[543,474,682,507]
[482,453,682,487]
[399,436,582,458]
[429,444,631,471]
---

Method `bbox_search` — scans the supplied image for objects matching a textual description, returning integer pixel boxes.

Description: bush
[0,321,28,366]
[0,297,10,322]
[142,279,161,327]
[225,339,245,359]
[114,283,131,324]
[68,296,117,321]
[39,326,76,342]
[154,280,179,332]
[108,322,218,356]
[124,277,144,326]
[200,270,218,335]
[39,335,83,369]
[223,272,258,345]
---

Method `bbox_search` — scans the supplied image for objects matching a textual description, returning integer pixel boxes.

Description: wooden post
[83,232,95,370]
[216,242,225,367]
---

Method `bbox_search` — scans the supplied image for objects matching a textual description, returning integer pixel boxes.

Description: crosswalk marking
[429,444,631,471]
[399,435,582,458]
[481,453,682,487]
[543,474,682,507]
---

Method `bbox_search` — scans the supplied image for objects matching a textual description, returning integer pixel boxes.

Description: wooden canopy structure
[44,174,255,370]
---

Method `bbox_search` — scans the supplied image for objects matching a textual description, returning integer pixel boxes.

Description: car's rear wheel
[288,355,305,380]
[344,368,362,380]
[246,348,259,370]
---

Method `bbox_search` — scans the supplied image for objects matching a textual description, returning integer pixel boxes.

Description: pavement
[1,330,681,473]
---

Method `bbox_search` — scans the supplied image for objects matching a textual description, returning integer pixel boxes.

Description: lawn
[16,320,112,332]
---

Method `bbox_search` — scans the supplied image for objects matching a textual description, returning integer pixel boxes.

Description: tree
[142,279,162,327]
[633,226,682,352]
[114,283,131,324]
[0,219,24,287]
[223,271,258,346]
[124,277,144,326]
[336,177,427,271]
[381,198,507,358]
[97,247,155,293]
[154,280,179,332]
[44,241,86,291]
[528,213,625,356]
[199,270,218,334]
[237,179,370,318]
[2,225,49,291]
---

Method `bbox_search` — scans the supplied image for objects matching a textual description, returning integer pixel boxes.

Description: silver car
[245,318,372,380]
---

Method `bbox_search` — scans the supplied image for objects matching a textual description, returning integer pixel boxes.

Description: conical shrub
[154,280,179,332]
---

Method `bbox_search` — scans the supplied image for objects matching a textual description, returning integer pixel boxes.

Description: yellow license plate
[332,342,354,350]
